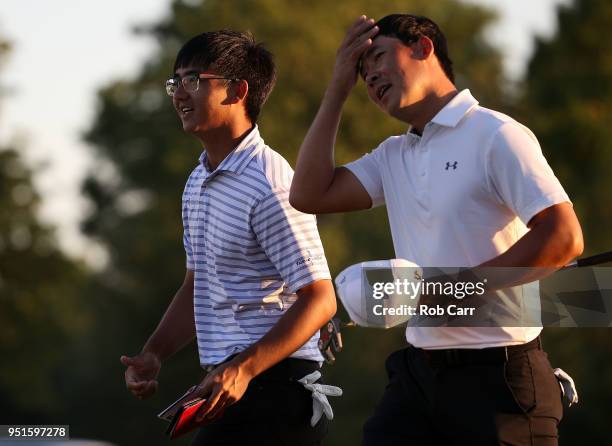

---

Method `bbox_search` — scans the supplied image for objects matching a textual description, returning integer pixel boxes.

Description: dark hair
[173,30,277,123]
[375,14,454,83]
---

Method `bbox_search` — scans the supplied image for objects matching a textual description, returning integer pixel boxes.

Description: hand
[120,351,161,400]
[329,15,379,100]
[192,357,253,422]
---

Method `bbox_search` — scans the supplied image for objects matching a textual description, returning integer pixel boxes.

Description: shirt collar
[199,125,262,176]
[430,89,479,128]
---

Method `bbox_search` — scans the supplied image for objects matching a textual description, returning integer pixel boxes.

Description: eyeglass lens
[166,74,199,96]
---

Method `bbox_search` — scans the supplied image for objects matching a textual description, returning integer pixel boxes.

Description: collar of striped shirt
[198,125,262,175]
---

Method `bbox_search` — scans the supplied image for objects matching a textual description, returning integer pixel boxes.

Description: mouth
[376,84,391,101]
[178,106,194,117]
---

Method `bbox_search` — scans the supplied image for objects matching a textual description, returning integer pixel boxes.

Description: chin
[375,98,390,114]
[182,123,197,134]
[181,119,205,134]
[379,100,398,118]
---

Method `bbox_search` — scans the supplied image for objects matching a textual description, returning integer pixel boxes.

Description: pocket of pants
[503,352,536,414]
[270,380,328,445]
[527,349,564,423]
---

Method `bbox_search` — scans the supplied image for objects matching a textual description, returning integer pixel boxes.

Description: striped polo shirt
[182,126,331,366]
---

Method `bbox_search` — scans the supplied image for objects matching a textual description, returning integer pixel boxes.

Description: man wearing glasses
[120,30,336,445]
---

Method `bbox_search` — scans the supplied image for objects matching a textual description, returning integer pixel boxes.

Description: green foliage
[0,35,91,420]
[520,0,612,443]
[0,148,90,414]
[521,0,612,254]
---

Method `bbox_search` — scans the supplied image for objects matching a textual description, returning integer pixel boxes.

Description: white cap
[334,259,422,328]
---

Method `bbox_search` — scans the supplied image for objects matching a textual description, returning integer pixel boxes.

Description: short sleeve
[251,189,331,293]
[486,121,571,225]
[343,145,385,208]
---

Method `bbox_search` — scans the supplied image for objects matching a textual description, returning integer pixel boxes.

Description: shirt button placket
[201,181,208,252]
[417,136,431,220]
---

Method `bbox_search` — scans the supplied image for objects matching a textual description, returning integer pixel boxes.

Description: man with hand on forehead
[120,30,337,445]
[290,14,583,445]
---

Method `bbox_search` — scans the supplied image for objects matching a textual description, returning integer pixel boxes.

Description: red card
[166,398,208,439]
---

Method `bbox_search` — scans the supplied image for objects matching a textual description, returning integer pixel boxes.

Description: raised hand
[329,15,379,100]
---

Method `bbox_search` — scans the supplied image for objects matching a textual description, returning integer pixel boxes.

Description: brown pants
[363,342,563,445]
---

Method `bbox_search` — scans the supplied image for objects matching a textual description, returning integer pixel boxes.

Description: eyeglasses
[165,72,237,96]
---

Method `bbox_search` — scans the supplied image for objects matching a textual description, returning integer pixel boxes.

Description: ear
[414,36,434,59]
[229,79,249,104]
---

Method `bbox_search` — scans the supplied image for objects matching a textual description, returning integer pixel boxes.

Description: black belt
[204,356,320,382]
[419,336,541,367]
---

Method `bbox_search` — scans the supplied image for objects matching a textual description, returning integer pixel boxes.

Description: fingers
[206,392,232,421]
[121,352,160,369]
[339,17,379,67]
[196,377,213,399]
[329,15,379,98]
[343,16,377,48]
[140,380,158,399]
[196,384,222,422]
[121,353,160,377]
[357,24,380,46]
[344,16,374,43]
[350,15,367,28]
[126,378,158,399]
[125,375,147,391]
[121,353,162,400]
[122,355,145,389]
[121,354,147,374]
[120,355,136,367]
[348,26,379,59]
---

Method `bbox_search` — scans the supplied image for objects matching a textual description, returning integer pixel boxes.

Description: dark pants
[191,358,328,446]
[363,339,563,445]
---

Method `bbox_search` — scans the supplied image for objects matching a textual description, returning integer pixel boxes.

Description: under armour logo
[445,161,458,170]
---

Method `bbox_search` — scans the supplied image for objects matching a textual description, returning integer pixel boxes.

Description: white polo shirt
[345,89,570,349]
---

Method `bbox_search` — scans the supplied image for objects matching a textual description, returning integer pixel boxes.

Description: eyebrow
[360,44,380,78]
[172,69,199,77]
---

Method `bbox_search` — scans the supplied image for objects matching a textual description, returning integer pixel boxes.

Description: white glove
[298,371,343,427]
[553,368,579,407]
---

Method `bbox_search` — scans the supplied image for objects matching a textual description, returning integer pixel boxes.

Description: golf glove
[298,371,343,426]
[553,368,579,407]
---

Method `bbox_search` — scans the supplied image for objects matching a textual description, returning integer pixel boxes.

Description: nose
[173,82,189,100]
[366,71,380,91]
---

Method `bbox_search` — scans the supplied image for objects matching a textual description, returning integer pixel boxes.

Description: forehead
[360,36,405,75]
[174,65,220,76]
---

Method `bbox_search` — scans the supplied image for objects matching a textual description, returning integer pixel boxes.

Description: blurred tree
[520,0,612,443]
[521,0,612,254]
[81,1,508,444]
[0,38,90,419]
